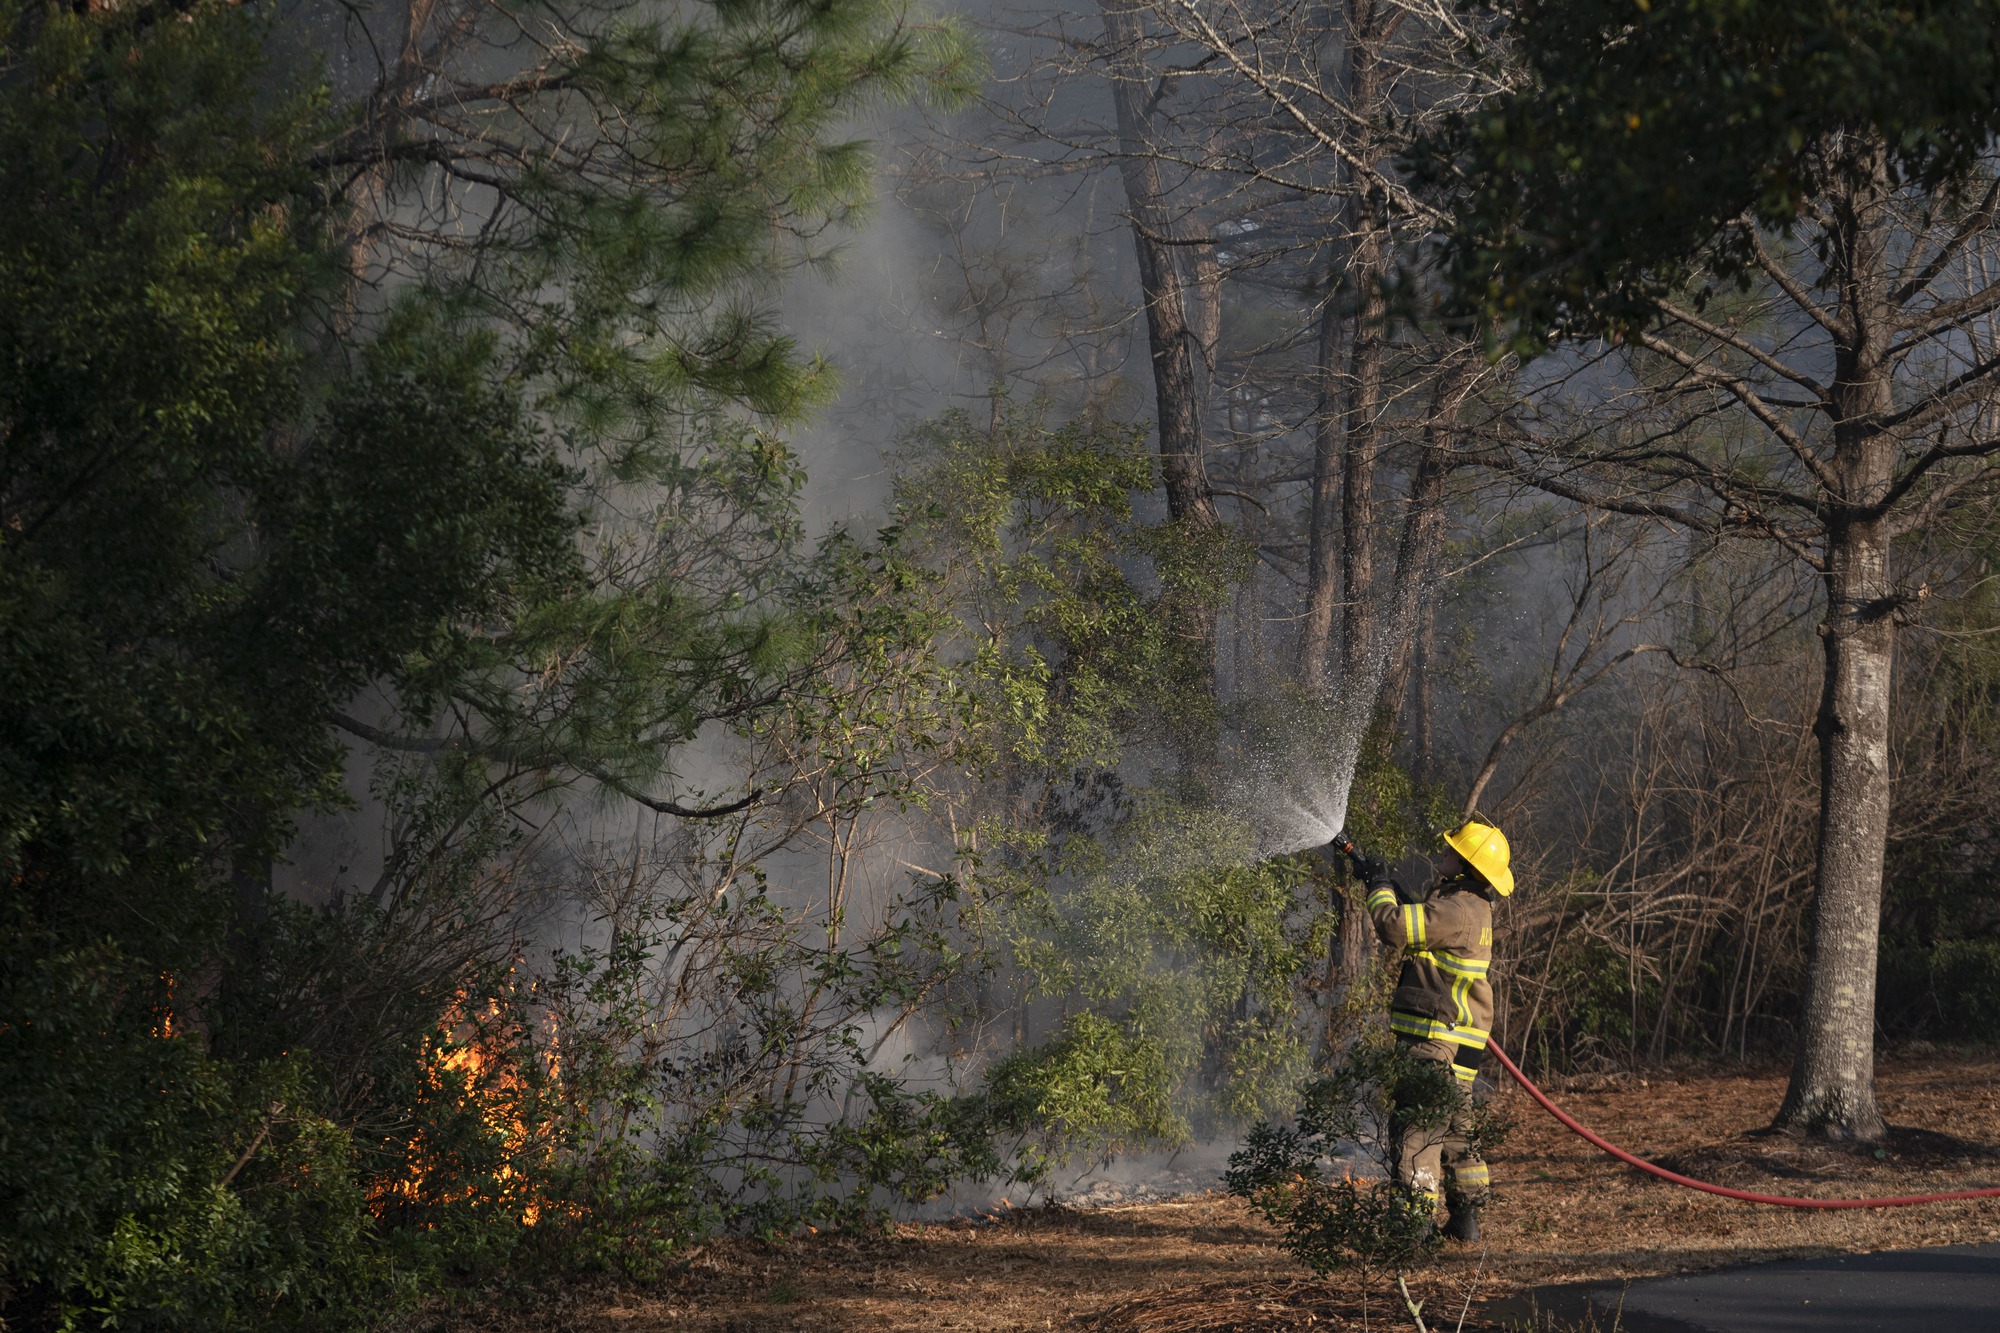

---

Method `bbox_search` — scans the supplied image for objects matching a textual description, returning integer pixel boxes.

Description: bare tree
[1457,519,1680,815]
[954,0,1513,718]
[1505,143,2000,1138]
[1136,0,1503,699]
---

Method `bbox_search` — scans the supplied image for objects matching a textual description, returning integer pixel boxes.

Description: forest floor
[472,1049,2000,1332]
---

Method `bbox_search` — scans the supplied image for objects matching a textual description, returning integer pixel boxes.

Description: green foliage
[487,908,1009,1270]
[359,0,979,448]
[1346,721,1462,869]
[1879,938,2000,1039]
[1225,1042,1507,1276]
[1524,928,1661,1067]
[0,5,590,1317]
[984,1012,1184,1172]
[1424,0,2000,348]
[1875,525,2000,1040]
[0,935,401,1332]
[887,405,1319,1155]
[323,518,1024,1278]
[893,404,1228,769]
[0,0,977,1322]
[994,805,1329,1149]
[0,0,329,889]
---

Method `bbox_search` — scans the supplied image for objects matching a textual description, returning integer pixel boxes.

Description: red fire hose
[1485,1041,2000,1209]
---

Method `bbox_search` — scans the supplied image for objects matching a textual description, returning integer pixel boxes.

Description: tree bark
[1373,357,1473,731]
[1099,0,1220,535]
[1411,600,1435,778]
[1190,238,1222,380]
[1098,4,1223,730]
[1301,0,1399,694]
[1303,292,1345,692]
[1775,146,1898,1142]
[1776,531,1895,1140]
[1320,867,1380,1058]
[1339,213,1388,684]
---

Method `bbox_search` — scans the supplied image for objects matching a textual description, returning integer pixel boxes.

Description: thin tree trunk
[1099,0,1220,535]
[1303,292,1345,693]
[1099,1,1222,716]
[1339,210,1388,683]
[1321,868,1378,1059]
[1775,145,1898,1142]
[1412,602,1435,778]
[1301,0,1400,694]
[1373,357,1474,731]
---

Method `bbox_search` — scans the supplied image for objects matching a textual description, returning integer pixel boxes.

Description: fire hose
[1485,1040,2000,1209]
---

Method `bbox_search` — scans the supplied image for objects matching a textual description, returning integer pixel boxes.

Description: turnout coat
[1365,874,1494,1082]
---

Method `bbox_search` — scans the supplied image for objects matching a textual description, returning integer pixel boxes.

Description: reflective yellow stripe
[1431,950,1490,979]
[1450,1064,1478,1084]
[1390,1011,1439,1039]
[1389,1011,1490,1048]
[1389,1011,1443,1039]
[1450,1162,1490,1186]
[1368,888,1397,910]
[1451,974,1473,1027]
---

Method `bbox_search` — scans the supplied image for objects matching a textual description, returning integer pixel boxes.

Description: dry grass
[446,1049,2000,1332]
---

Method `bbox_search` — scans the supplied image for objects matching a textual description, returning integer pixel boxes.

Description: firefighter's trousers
[1392,1035,1491,1208]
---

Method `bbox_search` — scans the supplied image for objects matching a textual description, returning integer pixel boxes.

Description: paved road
[1489,1242,2000,1331]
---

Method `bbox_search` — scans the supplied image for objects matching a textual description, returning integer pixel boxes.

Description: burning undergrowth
[370,988,565,1230]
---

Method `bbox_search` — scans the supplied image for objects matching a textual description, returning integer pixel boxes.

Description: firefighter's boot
[1442,1201,1481,1243]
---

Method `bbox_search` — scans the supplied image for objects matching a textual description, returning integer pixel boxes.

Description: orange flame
[372,989,559,1226]
[152,972,176,1039]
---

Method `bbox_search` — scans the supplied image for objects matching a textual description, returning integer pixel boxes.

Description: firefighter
[1336,819,1513,1242]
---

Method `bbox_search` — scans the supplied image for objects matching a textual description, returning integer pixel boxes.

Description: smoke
[279,0,1550,1219]
[780,181,970,532]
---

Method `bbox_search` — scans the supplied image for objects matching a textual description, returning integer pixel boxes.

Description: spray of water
[1236,578,1432,859]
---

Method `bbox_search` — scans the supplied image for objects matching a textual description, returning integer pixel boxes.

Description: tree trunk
[1411,601,1435,779]
[1373,357,1473,731]
[1776,523,1896,1140]
[1099,0,1220,536]
[1320,870,1380,1059]
[1190,238,1222,380]
[1339,213,1388,684]
[1303,292,1345,694]
[1098,2,1222,720]
[1301,0,1398,694]
[1775,146,1898,1142]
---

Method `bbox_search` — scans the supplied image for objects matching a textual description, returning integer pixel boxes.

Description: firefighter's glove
[1353,854,1389,885]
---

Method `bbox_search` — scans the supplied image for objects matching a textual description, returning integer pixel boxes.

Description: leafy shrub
[0,938,402,1333]
[1225,1041,1507,1275]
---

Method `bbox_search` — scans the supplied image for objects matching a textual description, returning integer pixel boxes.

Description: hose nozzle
[1324,829,1367,876]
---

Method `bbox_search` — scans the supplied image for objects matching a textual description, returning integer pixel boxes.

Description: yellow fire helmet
[1443,819,1514,897]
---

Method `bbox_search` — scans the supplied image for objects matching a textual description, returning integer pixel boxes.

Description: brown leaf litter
[432,1048,2000,1332]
